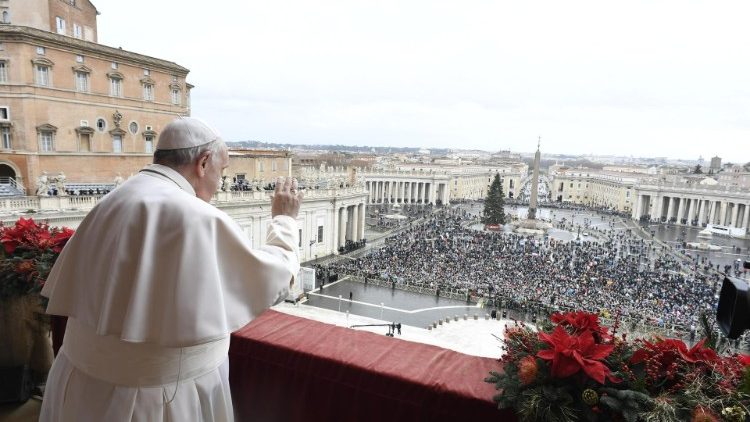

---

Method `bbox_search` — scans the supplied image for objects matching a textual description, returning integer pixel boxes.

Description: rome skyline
[98,0,750,162]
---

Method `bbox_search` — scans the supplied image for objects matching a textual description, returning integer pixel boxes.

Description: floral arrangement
[486,310,750,422]
[0,217,74,299]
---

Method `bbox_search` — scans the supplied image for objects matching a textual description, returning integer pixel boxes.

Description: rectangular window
[56,17,66,34]
[112,135,122,153]
[0,107,8,120]
[1,127,11,149]
[317,226,324,242]
[83,26,93,42]
[73,24,82,39]
[110,78,122,97]
[298,229,302,248]
[36,46,45,55]
[143,84,154,101]
[40,132,53,152]
[144,69,150,76]
[75,55,84,63]
[171,89,180,105]
[35,65,49,86]
[75,71,89,92]
[145,135,154,153]
[0,61,6,83]
[111,62,118,69]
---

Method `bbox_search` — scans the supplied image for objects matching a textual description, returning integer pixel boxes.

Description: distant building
[710,156,722,172]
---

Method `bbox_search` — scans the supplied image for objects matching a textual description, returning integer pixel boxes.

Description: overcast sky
[98,1,750,162]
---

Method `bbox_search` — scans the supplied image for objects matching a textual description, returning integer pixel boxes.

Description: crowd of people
[328,208,723,332]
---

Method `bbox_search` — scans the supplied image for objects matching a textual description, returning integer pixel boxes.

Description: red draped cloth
[229,310,516,422]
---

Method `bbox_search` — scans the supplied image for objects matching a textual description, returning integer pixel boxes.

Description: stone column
[687,198,696,224]
[698,200,706,225]
[743,204,750,230]
[719,201,728,226]
[676,197,685,223]
[708,201,716,225]
[650,195,659,221]
[632,194,640,219]
[666,197,675,222]
[339,207,347,248]
[731,203,739,227]
[351,204,359,241]
[358,203,366,239]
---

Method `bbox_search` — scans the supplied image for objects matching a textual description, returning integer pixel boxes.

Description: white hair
[153,140,226,168]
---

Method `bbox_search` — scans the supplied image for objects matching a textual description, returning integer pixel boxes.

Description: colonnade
[364,180,449,205]
[632,193,750,231]
[335,202,365,250]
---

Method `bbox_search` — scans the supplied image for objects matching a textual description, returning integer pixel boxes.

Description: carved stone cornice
[36,123,58,133]
[109,127,127,136]
[0,25,189,74]
[31,57,54,67]
[140,76,155,86]
[75,126,94,135]
[72,64,92,73]
[107,71,124,80]
[141,129,157,138]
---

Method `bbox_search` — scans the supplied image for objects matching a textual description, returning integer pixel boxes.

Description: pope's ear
[196,151,212,175]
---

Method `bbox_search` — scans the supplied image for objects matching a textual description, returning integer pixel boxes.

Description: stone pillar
[687,198,696,224]
[719,201,728,226]
[351,204,359,241]
[699,200,707,225]
[632,194,640,219]
[339,207,347,248]
[358,203,366,239]
[731,203,739,227]
[650,195,659,221]
[666,197,675,222]
[743,204,750,230]
[708,201,716,225]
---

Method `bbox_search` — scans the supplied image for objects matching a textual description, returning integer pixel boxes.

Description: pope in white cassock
[39,117,302,421]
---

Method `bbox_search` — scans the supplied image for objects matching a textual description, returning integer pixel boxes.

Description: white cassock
[39,164,299,421]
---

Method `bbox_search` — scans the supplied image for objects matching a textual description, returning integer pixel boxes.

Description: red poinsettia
[537,325,618,384]
[1,218,74,299]
[551,310,611,341]
[50,227,74,253]
[631,338,718,368]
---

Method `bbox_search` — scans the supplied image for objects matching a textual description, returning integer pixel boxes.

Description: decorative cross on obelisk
[527,136,541,220]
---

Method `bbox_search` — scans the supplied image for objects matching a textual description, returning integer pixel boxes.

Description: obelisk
[527,137,541,220]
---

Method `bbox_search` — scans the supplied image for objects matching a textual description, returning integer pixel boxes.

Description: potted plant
[486,310,750,421]
[0,217,73,402]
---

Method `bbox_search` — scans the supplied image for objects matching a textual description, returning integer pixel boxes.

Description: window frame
[1,126,11,149]
[112,134,123,153]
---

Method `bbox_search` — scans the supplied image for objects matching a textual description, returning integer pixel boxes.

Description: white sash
[61,318,229,387]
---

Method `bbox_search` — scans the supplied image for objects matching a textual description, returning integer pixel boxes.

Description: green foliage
[482,173,506,225]
[599,388,654,422]
[518,385,578,422]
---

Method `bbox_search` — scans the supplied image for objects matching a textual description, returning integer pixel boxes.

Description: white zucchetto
[156,117,223,151]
